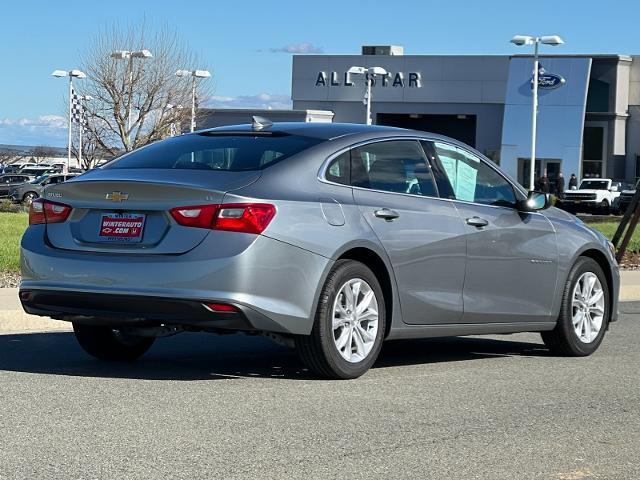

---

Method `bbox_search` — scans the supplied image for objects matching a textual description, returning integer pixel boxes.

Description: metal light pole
[347,66,388,125]
[176,69,211,132]
[110,49,153,149]
[166,104,184,137]
[52,69,86,172]
[510,35,564,191]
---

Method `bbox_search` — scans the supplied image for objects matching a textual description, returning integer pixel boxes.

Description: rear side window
[351,140,438,197]
[105,133,324,171]
[325,151,350,185]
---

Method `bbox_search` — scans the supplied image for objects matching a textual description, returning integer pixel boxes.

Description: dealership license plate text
[99,213,146,242]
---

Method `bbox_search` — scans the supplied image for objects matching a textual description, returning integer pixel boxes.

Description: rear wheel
[73,323,155,361]
[22,192,38,205]
[295,260,386,379]
[541,257,609,356]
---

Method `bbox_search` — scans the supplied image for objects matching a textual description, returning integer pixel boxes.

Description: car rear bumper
[19,289,257,331]
[20,225,332,335]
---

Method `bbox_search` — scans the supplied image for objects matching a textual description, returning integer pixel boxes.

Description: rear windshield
[104,133,324,171]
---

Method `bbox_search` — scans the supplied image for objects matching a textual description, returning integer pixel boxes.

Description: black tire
[598,199,609,215]
[295,260,386,379]
[73,323,155,361]
[23,192,38,204]
[541,257,610,356]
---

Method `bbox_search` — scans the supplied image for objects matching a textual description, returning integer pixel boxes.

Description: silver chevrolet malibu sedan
[20,121,619,379]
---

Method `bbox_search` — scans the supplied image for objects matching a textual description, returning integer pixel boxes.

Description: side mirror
[518,191,551,212]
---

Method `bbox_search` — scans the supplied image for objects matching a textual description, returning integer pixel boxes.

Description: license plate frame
[98,213,146,243]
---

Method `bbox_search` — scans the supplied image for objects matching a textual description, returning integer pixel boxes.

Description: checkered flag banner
[70,87,88,127]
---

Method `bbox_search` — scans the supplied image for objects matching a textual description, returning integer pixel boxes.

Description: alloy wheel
[331,278,379,363]
[571,272,605,343]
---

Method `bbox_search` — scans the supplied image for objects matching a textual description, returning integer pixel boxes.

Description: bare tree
[71,125,117,170]
[0,152,21,164]
[31,146,58,164]
[79,22,212,154]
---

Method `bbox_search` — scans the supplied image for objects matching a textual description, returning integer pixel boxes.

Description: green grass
[0,212,28,272]
[588,222,640,253]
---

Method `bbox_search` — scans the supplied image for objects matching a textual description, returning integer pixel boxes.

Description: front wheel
[295,260,386,379]
[598,200,610,215]
[541,257,610,356]
[73,323,155,361]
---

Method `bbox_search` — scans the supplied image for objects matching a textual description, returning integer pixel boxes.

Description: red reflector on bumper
[204,302,238,312]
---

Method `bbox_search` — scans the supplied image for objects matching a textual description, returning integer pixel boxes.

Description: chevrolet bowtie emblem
[106,191,129,202]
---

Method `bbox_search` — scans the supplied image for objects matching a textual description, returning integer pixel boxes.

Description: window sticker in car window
[438,154,457,191]
[456,161,478,202]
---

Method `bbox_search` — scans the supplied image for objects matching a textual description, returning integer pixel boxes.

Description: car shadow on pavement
[0,331,549,381]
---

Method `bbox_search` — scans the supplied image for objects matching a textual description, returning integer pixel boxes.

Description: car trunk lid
[44,168,260,254]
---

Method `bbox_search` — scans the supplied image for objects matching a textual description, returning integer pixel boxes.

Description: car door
[428,140,559,324]
[347,139,467,325]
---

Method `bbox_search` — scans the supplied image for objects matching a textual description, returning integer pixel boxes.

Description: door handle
[466,216,489,228]
[374,208,400,221]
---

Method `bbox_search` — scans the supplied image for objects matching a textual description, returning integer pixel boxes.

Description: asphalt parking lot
[1,310,639,480]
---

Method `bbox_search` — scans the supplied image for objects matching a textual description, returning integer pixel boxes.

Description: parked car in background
[0,174,33,198]
[19,122,619,379]
[9,173,79,204]
[19,166,61,177]
[559,178,623,214]
[614,179,640,214]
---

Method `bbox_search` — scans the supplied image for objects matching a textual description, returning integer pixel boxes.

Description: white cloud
[0,114,68,147]
[267,42,323,54]
[205,93,292,110]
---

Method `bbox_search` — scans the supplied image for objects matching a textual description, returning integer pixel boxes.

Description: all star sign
[532,64,566,90]
[315,71,422,88]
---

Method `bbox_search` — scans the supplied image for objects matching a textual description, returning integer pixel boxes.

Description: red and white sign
[99,213,145,242]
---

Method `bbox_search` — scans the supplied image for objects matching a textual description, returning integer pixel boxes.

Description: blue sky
[1,0,639,146]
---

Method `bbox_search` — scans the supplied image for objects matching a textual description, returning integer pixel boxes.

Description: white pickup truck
[560,178,623,214]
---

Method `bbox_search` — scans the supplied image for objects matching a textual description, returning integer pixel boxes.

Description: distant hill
[0,144,67,156]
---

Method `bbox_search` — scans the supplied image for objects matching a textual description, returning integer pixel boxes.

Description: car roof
[195,122,481,150]
[197,122,415,140]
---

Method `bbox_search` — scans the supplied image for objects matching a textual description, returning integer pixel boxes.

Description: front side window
[432,142,516,208]
[350,140,438,197]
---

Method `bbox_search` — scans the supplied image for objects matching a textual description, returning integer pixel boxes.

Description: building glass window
[583,126,605,178]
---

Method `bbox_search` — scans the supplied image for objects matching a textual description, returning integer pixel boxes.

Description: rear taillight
[170,203,276,234]
[169,205,218,229]
[29,199,72,225]
[215,204,276,234]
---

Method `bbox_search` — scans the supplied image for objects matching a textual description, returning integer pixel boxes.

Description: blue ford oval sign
[538,73,565,89]
[531,64,566,90]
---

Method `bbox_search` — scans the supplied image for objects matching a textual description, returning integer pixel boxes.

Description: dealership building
[199,47,640,186]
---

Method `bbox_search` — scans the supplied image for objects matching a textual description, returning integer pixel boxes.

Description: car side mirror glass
[519,191,550,212]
